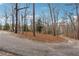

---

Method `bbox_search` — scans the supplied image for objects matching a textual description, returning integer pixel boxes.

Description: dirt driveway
[0,31,79,56]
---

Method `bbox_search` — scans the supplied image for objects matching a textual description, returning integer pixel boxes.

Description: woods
[0,3,79,56]
[0,3,79,41]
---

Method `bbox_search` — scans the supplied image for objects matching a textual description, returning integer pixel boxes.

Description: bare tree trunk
[52,8,56,36]
[77,16,79,39]
[23,4,28,32]
[18,13,20,32]
[67,14,76,39]
[56,10,59,35]
[48,4,56,36]
[4,10,8,30]
[75,4,79,40]
[11,5,14,32]
[15,3,18,33]
[33,3,36,36]
[48,4,53,34]
[21,14,24,33]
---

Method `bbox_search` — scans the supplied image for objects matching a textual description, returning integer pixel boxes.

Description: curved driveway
[0,31,79,56]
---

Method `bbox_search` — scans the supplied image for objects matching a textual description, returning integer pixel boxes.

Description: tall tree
[36,18,43,33]
[48,4,56,36]
[48,4,54,34]
[15,3,18,33]
[33,3,36,36]
[75,4,79,40]
[11,4,15,32]
[23,4,28,31]
[3,9,10,30]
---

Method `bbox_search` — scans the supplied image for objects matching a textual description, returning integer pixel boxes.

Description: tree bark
[33,3,36,36]
[76,4,79,40]
[12,5,14,32]
[15,3,18,33]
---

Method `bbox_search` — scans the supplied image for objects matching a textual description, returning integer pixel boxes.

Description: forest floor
[0,31,79,56]
[17,32,65,43]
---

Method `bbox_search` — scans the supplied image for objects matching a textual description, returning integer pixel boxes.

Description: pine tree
[36,18,43,33]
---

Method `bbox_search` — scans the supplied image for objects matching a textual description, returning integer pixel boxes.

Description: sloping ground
[18,32,65,42]
[63,32,77,39]
[1,31,79,56]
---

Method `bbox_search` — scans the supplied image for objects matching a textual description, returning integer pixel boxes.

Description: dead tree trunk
[48,4,56,36]
[11,5,14,32]
[75,4,79,40]
[33,3,36,36]
[23,4,28,31]
[53,8,56,36]
[48,4,53,34]
[4,10,8,30]
[21,14,24,33]
[15,3,18,33]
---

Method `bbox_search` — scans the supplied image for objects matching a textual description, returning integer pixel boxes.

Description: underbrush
[18,32,65,43]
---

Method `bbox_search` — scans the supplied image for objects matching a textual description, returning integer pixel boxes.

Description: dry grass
[64,32,77,39]
[18,32,65,43]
